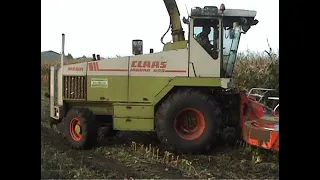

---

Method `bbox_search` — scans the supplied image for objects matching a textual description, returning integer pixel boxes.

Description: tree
[67,53,74,60]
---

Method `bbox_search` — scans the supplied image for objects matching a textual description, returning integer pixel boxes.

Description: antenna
[184,3,190,17]
[61,33,65,67]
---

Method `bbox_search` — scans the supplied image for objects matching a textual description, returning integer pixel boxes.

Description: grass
[41,50,279,179]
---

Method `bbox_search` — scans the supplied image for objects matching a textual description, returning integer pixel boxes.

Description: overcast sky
[41,0,279,58]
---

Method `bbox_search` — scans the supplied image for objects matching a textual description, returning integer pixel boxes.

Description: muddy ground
[41,88,279,179]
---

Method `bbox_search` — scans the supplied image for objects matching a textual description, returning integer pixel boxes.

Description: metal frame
[247,87,279,115]
[268,97,279,112]
[247,88,276,102]
[50,34,65,120]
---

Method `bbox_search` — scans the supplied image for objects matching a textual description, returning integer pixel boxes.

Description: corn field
[234,51,279,96]
[41,51,279,96]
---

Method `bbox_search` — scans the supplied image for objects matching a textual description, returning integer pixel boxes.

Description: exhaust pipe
[46,33,65,99]
[61,33,65,67]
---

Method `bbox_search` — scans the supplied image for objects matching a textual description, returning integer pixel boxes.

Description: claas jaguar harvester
[48,0,279,153]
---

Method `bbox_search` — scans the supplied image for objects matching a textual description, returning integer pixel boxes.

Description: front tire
[155,89,221,154]
[65,108,98,149]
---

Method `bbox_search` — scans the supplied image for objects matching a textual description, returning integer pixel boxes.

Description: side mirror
[242,25,251,33]
[182,17,189,24]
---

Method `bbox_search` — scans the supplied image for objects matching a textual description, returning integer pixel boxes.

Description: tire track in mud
[41,122,186,179]
[41,124,139,178]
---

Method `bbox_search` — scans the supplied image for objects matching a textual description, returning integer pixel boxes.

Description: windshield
[222,24,241,78]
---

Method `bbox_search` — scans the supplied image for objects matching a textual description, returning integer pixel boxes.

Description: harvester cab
[161,2,258,79]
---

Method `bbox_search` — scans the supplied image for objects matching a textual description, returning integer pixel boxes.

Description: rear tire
[155,89,221,154]
[65,108,98,149]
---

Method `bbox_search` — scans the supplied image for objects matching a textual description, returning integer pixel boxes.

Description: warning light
[220,3,225,12]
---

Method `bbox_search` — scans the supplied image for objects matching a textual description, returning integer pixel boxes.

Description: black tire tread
[65,108,98,149]
[155,88,221,154]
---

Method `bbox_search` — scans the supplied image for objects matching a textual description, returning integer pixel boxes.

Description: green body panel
[114,103,154,118]
[128,77,171,103]
[153,77,222,105]
[87,76,128,102]
[128,76,222,104]
[113,103,154,131]
[113,117,154,131]
[66,102,114,115]
[162,40,188,51]
[169,77,221,86]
